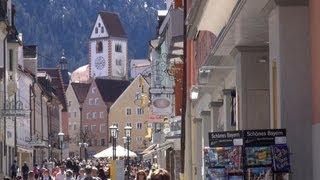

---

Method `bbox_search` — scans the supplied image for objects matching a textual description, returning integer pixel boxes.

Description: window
[91,125,97,132]
[68,123,72,130]
[92,87,96,94]
[115,44,122,52]
[100,112,104,118]
[114,123,119,128]
[89,98,93,105]
[136,137,143,144]
[98,23,101,27]
[137,123,143,130]
[101,27,104,33]
[68,101,71,107]
[126,122,132,127]
[100,124,107,133]
[93,139,98,146]
[86,113,91,119]
[92,112,97,119]
[9,49,13,71]
[95,27,98,34]
[101,139,105,146]
[96,41,103,53]
[116,59,122,66]
[95,98,99,105]
[73,124,76,131]
[136,108,144,115]
[126,108,131,115]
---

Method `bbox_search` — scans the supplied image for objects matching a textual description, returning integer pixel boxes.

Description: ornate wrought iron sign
[25,135,47,147]
[1,100,29,117]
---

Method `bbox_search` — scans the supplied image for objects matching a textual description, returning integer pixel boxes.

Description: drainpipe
[40,92,43,162]
[3,28,9,175]
[33,83,36,165]
[14,93,17,159]
[180,0,187,174]
[79,106,83,159]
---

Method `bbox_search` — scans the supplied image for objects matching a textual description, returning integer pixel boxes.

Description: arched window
[95,27,98,34]
[96,41,103,53]
[98,23,101,27]
[101,27,104,33]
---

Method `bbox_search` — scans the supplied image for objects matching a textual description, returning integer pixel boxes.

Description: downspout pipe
[181,0,187,174]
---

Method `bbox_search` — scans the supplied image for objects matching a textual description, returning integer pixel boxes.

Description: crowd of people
[10,157,170,180]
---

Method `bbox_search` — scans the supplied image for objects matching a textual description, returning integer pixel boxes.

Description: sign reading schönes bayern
[208,131,243,147]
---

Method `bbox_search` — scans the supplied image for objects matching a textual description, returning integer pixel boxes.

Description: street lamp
[124,125,132,179]
[109,124,119,160]
[58,132,64,160]
[79,142,89,161]
[48,144,52,161]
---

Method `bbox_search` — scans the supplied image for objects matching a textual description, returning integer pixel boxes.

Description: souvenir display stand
[205,131,244,179]
[205,129,291,180]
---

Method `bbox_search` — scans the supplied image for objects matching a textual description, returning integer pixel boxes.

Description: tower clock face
[95,56,106,70]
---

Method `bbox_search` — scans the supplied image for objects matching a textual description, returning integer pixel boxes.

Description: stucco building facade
[109,75,150,153]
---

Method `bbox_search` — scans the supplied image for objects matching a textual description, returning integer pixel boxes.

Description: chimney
[23,45,38,75]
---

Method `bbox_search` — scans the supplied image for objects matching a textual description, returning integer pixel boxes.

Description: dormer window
[96,41,103,53]
[101,27,104,33]
[95,27,98,34]
[98,23,101,27]
[115,44,122,53]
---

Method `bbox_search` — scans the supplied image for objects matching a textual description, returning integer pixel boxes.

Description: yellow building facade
[109,75,150,153]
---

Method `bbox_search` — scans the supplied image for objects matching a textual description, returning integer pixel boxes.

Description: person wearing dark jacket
[22,162,29,180]
[11,160,18,179]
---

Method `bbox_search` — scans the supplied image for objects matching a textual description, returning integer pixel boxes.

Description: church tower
[89,11,128,80]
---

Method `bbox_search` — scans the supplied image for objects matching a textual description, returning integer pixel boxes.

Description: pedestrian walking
[22,162,29,180]
[76,168,86,180]
[55,165,67,180]
[136,170,147,180]
[41,169,52,180]
[66,169,75,180]
[150,169,170,180]
[11,160,18,179]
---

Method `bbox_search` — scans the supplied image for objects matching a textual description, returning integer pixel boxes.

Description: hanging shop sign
[151,97,173,116]
[0,100,29,117]
[25,136,47,147]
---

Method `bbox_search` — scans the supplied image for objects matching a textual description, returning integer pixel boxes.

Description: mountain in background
[13,0,166,70]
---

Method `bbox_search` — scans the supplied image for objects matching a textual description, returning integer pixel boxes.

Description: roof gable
[110,74,149,109]
[90,14,109,39]
[95,78,130,103]
[71,82,91,104]
[38,68,68,111]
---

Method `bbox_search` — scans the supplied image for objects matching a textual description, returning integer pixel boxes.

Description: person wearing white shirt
[55,165,66,180]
